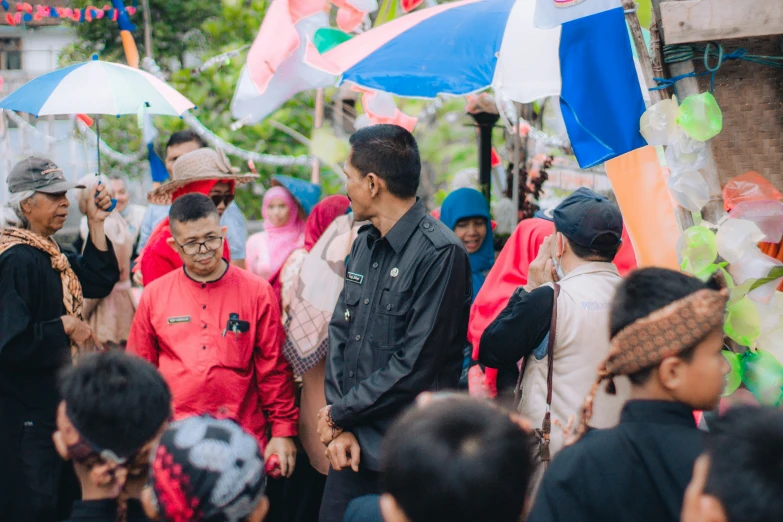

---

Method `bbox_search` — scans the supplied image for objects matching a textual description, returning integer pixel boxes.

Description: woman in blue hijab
[439,188,495,388]
[440,188,495,302]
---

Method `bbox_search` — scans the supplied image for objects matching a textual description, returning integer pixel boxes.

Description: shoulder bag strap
[540,283,559,463]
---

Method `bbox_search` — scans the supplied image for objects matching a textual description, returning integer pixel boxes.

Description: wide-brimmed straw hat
[147,148,257,205]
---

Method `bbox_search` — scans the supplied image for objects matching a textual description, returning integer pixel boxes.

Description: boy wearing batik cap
[54,351,172,522]
[528,267,730,522]
[141,415,269,522]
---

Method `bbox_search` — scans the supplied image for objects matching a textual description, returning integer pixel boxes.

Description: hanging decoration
[191,45,249,76]
[111,0,139,68]
[352,86,418,132]
[634,86,783,406]
[1,2,137,26]
[142,57,313,168]
[230,0,335,127]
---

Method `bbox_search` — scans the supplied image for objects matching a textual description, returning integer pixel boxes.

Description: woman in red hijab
[139,148,256,286]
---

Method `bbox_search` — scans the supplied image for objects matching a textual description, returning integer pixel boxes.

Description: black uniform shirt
[325,198,472,470]
[528,400,705,522]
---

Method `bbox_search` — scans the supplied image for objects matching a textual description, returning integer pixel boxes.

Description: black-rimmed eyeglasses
[175,235,223,255]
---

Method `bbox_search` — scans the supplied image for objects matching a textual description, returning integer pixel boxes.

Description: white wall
[20,26,75,73]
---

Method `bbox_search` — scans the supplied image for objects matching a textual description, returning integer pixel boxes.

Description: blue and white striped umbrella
[0,57,194,117]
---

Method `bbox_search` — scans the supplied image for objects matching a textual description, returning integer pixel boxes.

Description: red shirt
[127,264,297,446]
[140,218,231,287]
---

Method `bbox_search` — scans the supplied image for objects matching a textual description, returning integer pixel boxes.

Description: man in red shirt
[139,148,256,286]
[128,193,298,476]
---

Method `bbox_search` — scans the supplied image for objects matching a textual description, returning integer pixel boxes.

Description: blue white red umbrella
[0,57,195,206]
[306,0,647,168]
[0,57,194,118]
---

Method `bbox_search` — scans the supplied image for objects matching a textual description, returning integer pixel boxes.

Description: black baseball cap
[8,157,85,194]
[552,187,622,248]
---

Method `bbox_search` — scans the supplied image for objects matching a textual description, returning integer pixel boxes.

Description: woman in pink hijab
[246,186,305,281]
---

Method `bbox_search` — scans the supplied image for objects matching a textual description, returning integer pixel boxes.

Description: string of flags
[1,2,137,26]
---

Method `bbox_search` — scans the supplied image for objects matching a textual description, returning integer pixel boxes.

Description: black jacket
[0,237,119,520]
[325,199,472,470]
[0,237,119,413]
[63,499,150,522]
[528,400,705,522]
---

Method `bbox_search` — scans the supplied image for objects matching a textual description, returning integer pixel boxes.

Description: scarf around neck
[0,227,83,356]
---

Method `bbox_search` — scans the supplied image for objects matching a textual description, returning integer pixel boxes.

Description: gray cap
[8,157,85,194]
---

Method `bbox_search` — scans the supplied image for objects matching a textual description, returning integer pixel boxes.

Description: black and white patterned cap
[149,415,266,522]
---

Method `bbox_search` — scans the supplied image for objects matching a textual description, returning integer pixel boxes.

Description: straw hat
[147,148,258,205]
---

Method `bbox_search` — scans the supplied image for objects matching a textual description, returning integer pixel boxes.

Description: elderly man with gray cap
[0,157,119,522]
[479,187,631,496]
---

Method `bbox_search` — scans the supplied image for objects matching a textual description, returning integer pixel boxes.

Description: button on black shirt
[326,199,472,470]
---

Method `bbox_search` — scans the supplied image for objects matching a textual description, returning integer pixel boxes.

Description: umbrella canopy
[0,58,194,117]
[306,0,647,168]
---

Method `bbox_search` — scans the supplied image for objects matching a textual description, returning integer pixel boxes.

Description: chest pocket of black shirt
[344,285,361,308]
[372,289,412,349]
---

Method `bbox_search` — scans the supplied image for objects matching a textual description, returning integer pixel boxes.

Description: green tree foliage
[59,0,482,217]
[60,0,317,219]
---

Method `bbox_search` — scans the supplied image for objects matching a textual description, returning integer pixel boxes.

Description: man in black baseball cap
[8,156,87,194]
[550,187,623,276]
[0,156,119,521]
[480,187,629,496]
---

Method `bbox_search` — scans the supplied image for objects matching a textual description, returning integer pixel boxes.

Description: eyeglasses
[175,235,223,255]
[210,194,235,207]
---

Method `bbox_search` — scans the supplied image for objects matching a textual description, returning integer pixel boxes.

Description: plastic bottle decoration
[722,171,783,212]
[667,170,710,212]
[738,349,783,407]
[722,350,742,397]
[729,200,783,244]
[725,297,761,347]
[676,92,723,142]
[728,249,783,305]
[678,226,718,278]
[756,293,783,360]
[665,129,707,173]
[639,97,680,146]
[715,218,765,264]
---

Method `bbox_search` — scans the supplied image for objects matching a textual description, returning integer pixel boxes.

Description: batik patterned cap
[149,415,266,522]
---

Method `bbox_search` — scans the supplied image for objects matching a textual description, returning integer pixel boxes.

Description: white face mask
[552,255,566,279]
[552,234,565,279]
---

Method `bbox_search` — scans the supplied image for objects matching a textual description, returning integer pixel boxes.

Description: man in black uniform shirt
[316,124,472,522]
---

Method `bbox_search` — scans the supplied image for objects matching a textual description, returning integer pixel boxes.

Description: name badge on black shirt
[346,272,364,285]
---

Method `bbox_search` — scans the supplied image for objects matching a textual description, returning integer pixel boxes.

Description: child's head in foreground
[681,405,783,522]
[380,394,534,522]
[54,351,172,520]
[141,414,269,522]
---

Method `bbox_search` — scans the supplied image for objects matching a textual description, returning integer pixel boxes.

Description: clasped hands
[318,405,360,472]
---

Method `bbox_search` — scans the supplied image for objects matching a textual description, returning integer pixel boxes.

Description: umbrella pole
[96,117,101,174]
